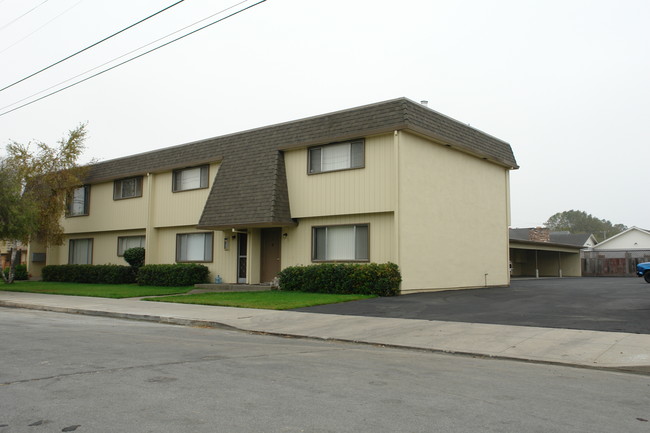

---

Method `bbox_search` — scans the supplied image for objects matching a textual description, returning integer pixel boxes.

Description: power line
[0,0,86,55]
[0,0,253,112]
[0,0,267,118]
[0,0,187,92]
[0,0,50,32]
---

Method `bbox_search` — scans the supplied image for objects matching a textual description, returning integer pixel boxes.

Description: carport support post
[558,251,563,278]
[535,250,539,278]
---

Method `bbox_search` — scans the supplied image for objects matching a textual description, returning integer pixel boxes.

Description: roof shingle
[84,98,517,230]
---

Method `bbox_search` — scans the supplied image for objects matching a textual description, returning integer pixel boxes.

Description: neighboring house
[27,98,518,293]
[583,227,650,276]
[0,241,27,270]
[509,228,583,278]
[549,231,598,249]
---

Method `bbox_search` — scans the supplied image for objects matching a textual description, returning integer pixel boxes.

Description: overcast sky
[1,0,648,229]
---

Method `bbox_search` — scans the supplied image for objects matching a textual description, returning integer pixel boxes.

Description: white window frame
[67,185,90,217]
[172,165,209,192]
[176,232,213,263]
[114,176,143,200]
[117,235,146,256]
[312,224,369,262]
[308,140,364,174]
[68,238,93,264]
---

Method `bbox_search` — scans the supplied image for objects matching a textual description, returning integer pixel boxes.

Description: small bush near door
[278,262,401,296]
[137,264,209,286]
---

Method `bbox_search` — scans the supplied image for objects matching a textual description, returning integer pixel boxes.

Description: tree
[0,124,90,283]
[544,210,627,242]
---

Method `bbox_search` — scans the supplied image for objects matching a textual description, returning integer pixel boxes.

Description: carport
[509,240,582,278]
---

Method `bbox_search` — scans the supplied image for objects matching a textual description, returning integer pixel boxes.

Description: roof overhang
[509,239,583,253]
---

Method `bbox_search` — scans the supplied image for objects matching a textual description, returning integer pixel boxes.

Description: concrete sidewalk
[1,290,650,373]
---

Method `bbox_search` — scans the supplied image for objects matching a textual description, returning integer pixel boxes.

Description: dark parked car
[637,262,650,283]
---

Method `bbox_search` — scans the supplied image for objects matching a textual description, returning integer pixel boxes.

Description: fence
[581,250,650,276]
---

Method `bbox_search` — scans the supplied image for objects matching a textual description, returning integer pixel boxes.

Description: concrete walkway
[1,290,650,373]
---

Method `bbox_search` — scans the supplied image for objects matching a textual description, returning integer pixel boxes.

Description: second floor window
[308,140,364,174]
[114,176,143,200]
[173,165,209,192]
[67,185,90,217]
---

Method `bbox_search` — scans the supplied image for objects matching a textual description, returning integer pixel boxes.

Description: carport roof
[509,238,583,253]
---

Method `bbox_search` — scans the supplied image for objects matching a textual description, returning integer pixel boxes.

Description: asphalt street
[295,277,650,334]
[2,308,650,433]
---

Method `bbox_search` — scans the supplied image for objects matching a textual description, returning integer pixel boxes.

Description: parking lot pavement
[294,277,650,334]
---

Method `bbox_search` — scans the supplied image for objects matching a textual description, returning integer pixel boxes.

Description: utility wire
[0,0,187,92]
[0,0,86,55]
[0,0,252,112]
[0,0,50,32]
[0,0,266,118]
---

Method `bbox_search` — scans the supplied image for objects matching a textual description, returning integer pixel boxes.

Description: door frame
[237,232,248,284]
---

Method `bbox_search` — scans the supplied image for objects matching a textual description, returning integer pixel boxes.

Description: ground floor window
[176,232,213,262]
[312,224,369,261]
[69,238,93,264]
[117,236,145,256]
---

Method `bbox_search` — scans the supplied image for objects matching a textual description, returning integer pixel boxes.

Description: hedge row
[3,264,29,281]
[277,262,401,296]
[136,264,209,286]
[43,265,136,284]
[42,263,210,286]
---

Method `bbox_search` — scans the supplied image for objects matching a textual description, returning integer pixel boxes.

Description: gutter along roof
[84,98,518,230]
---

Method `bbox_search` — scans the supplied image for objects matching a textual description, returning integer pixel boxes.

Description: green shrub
[42,265,136,284]
[3,264,29,281]
[277,262,401,296]
[137,264,209,286]
[123,247,145,269]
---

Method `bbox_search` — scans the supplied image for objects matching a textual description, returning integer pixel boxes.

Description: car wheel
[645,272,650,283]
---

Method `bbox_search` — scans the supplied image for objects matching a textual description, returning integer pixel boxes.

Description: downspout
[144,173,155,264]
[505,170,511,285]
[393,130,401,289]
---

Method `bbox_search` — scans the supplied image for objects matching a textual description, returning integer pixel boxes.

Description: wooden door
[260,228,282,283]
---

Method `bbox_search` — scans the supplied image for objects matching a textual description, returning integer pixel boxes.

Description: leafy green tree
[0,124,90,283]
[544,210,627,242]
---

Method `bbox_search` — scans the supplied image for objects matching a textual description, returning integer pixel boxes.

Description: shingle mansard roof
[85,97,518,230]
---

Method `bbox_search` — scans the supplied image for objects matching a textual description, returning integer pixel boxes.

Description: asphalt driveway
[294,277,650,334]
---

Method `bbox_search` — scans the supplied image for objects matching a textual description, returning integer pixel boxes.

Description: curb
[3,299,650,376]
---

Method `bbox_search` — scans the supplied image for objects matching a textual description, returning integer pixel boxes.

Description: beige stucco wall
[280,212,395,267]
[33,132,515,292]
[151,164,219,228]
[396,131,511,292]
[284,134,396,218]
[46,230,146,267]
[60,163,219,235]
[61,181,148,234]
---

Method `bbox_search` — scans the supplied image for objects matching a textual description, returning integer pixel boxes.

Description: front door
[237,233,248,284]
[260,228,282,283]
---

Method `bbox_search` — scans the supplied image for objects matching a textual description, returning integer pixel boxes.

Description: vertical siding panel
[285,134,396,218]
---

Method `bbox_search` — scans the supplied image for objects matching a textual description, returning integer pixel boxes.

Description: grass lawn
[0,281,194,298]
[143,291,376,310]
